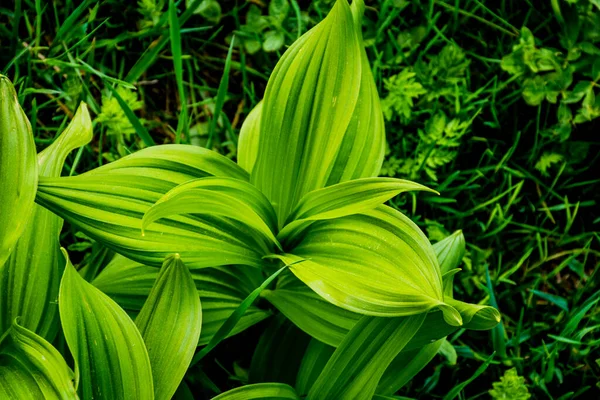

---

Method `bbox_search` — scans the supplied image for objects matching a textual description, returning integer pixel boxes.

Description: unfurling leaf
[0,75,38,266]
[251,0,384,227]
[0,321,77,399]
[136,255,201,400]
[1,103,92,340]
[58,250,153,399]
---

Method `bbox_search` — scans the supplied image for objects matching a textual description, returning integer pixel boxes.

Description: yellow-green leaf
[136,255,201,400]
[251,0,365,227]
[277,205,461,325]
[36,146,264,268]
[1,103,92,340]
[279,177,435,243]
[0,75,38,267]
[92,254,271,346]
[212,383,299,400]
[59,250,154,400]
[0,321,77,399]
[307,314,426,400]
[142,177,280,250]
[237,101,262,173]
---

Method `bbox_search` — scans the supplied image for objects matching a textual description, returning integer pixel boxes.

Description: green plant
[489,368,531,400]
[0,1,500,399]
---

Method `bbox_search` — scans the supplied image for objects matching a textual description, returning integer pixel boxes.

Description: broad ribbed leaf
[277,205,461,324]
[237,101,262,173]
[307,314,426,400]
[36,147,265,268]
[142,177,280,249]
[249,314,310,385]
[251,0,365,227]
[377,340,444,395]
[262,276,359,347]
[0,75,38,267]
[325,0,385,184]
[295,339,335,397]
[212,383,299,400]
[92,254,270,345]
[59,250,153,399]
[0,321,77,399]
[1,103,92,340]
[136,255,201,400]
[279,178,435,242]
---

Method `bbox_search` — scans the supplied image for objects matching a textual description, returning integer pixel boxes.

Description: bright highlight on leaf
[58,249,154,400]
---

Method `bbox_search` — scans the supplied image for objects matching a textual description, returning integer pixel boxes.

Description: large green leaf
[58,250,153,399]
[278,177,435,243]
[237,101,262,173]
[0,321,77,399]
[135,255,201,400]
[36,146,265,268]
[325,0,385,184]
[377,340,444,395]
[295,339,335,397]
[92,254,271,346]
[307,314,426,400]
[262,275,359,347]
[0,75,38,267]
[212,383,299,400]
[251,0,379,227]
[142,177,280,249]
[0,103,92,340]
[249,314,311,386]
[276,205,461,324]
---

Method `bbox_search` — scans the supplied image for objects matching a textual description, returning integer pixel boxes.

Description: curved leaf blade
[0,321,77,399]
[135,255,201,400]
[237,101,262,173]
[142,177,280,249]
[307,314,426,400]
[58,250,154,400]
[250,0,362,226]
[36,149,265,268]
[279,206,461,324]
[211,383,299,400]
[0,75,38,267]
[91,255,271,346]
[279,177,436,242]
[1,103,92,340]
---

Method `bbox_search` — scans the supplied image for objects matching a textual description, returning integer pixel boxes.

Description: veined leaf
[136,255,201,400]
[325,0,385,184]
[0,75,38,267]
[1,103,92,340]
[92,254,270,346]
[433,230,465,297]
[262,276,360,347]
[212,383,299,400]
[250,0,363,227]
[279,177,435,242]
[58,250,153,399]
[377,340,444,395]
[249,313,311,386]
[36,147,266,268]
[276,206,461,325]
[295,339,335,397]
[237,101,262,173]
[307,314,426,400]
[142,177,280,249]
[0,321,77,399]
